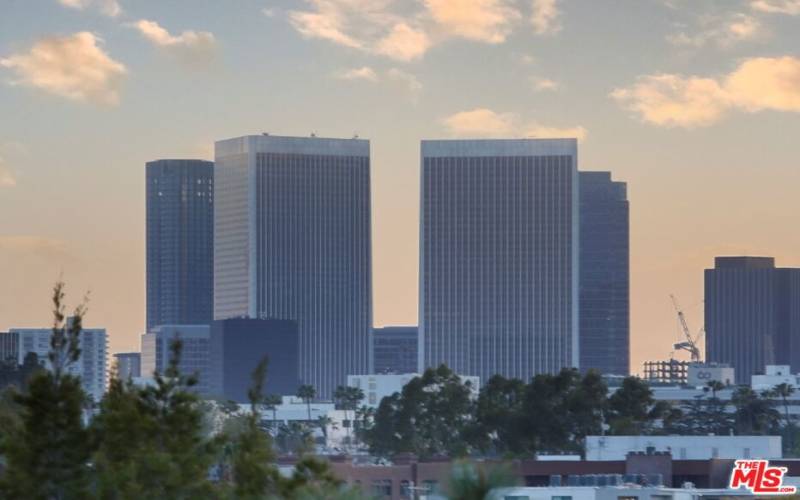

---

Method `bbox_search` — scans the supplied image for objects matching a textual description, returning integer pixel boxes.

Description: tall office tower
[10,324,108,402]
[0,331,18,364]
[214,135,372,398]
[705,257,800,384]
[373,326,418,374]
[419,139,579,382]
[141,325,211,394]
[146,159,214,330]
[579,171,630,376]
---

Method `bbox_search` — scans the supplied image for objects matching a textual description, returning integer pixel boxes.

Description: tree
[90,340,220,499]
[731,386,780,435]
[471,375,526,456]
[446,460,516,500]
[227,357,280,498]
[0,281,92,500]
[279,456,366,499]
[333,385,364,449]
[707,380,725,399]
[607,376,660,435]
[363,365,476,459]
[297,384,316,423]
[263,393,283,432]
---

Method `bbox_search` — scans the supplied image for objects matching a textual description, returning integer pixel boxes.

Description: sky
[0,0,798,374]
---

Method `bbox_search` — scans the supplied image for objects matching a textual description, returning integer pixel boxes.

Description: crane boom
[670,294,701,362]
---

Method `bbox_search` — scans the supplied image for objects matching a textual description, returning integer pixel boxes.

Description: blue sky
[0,0,798,371]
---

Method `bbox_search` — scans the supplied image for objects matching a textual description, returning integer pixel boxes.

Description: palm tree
[297,385,316,423]
[264,393,282,432]
[333,385,364,450]
[706,380,725,399]
[773,383,796,451]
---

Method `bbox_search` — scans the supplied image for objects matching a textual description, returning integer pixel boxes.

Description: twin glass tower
[149,135,629,397]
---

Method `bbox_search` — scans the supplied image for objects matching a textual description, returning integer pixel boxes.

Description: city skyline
[1,1,799,374]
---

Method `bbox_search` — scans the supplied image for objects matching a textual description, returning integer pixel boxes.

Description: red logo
[729,460,796,495]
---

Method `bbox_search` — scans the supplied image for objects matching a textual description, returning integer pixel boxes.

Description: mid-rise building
[146,159,214,330]
[210,318,299,402]
[705,257,800,384]
[141,324,211,394]
[214,135,372,398]
[0,330,18,364]
[113,352,141,379]
[579,171,629,376]
[9,324,108,402]
[372,326,417,374]
[419,138,579,382]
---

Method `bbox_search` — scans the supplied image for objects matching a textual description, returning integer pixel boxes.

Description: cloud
[0,236,70,259]
[288,0,559,61]
[424,0,521,43]
[442,107,586,140]
[0,32,127,106]
[611,56,800,127]
[57,0,121,17]
[0,157,15,187]
[374,22,431,61]
[531,0,562,35]
[387,67,423,93]
[335,66,379,81]
[750,0,800,14]
[131,20,216,63]
[666,13,762,48]
[531,76,559,91]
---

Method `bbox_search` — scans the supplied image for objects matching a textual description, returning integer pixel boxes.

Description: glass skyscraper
[705,257,800,384]
[579,171,629,376]
[214,135,372,398]
[146,159,214,330]
[419,139,579,382]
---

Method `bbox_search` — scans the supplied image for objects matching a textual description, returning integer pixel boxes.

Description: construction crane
[670,294,703,363]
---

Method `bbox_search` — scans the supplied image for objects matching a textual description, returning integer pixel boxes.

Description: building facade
[705,257,800,384]
[210,318,299,402]
[146,159,214,330]
[419,139,579,382]
[214,135,372,397]
[579,171,629,376]
[372,326,417,374]
[9,325,107,402]
[0,330,18,364]
[141,324,211,394]
[347,372,480,408]
[113,352,141,379]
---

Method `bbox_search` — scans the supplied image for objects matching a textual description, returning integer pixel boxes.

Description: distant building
[419,139,579,383]
[114,352,141,379]
[686,362,734,387]
[9,324,108,402]
[372,326,417,374]
[210,318,299,402]
[705,257,800,384]
[752,365,799,391]
[643,359,689,385]
[579,171,629,376]
[141,325,211,394]
[214,135,372,398]
[0,330,18,364]
[146,159,214,330]
[585,435,781,461]
[347,373,480,408]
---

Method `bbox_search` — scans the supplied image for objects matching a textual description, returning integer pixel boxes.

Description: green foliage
[90,340,220,499]
[334,385,364,448]
[296,384,316,422]
[731,386,780,435]
[364,364,477,459]
[446,461,516,500]
[0,281,91,500]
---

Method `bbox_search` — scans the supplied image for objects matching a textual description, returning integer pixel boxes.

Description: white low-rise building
[491,486,753,500]
[585,435,782,461]
[347,373,480,408]
[752,365,799,391]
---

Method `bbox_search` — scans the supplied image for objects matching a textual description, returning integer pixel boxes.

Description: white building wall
[585,435,782,461]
